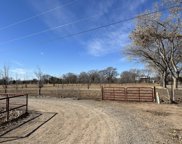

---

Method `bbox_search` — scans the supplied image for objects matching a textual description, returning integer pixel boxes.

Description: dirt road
[1,98,182,144]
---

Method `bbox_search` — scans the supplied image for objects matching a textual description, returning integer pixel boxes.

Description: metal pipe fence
[0,93,28,122]
[102,87,155,102]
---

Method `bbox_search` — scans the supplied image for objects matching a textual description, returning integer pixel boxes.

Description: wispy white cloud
[29,0,121,36]
[29,0,147,57]
[87,0,115,16]
[29,0,77,36]
[83,0,146,57]
[86,25,131,56]
[87,39,105,56]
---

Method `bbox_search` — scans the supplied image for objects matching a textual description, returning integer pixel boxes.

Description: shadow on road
[0,111,57,143]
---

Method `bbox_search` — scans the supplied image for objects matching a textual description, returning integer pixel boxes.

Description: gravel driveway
[0,97,182,144]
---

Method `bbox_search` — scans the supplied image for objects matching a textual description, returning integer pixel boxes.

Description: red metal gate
[102,87,154,102]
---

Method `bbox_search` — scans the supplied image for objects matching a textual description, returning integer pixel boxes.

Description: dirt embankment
[1,98,182,144]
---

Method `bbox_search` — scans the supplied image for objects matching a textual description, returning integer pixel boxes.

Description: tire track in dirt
[62,101,120,144]
[2,98,180,144]
[2,98,120,144]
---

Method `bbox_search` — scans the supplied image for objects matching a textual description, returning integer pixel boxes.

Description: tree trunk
[38,88,41,96]
[164,78,167,88]
[161,73,167,88]
[170,77,176,103]
[5,87,7,93]
[176,77,178,89]
[3,85,8,93]
[87,83,90,89]
[173,77,176,90]
[176,72,179,89]
[162,78,167,88]
[161,71,169,88]
[62,83,64,89]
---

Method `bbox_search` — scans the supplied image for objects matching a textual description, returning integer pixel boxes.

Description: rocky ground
[0,108,25,124]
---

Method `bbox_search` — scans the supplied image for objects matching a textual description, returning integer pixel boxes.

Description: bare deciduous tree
[101,67,118,83]
[88,70,100,84]
[0,65,10,93]
[35,68,44,96]
[125,0,182,102]
[120,69,146,83]
[63,73,77,84]
[79,72,90,89]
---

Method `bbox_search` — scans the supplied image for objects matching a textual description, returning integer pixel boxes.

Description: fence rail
[0,93,28,122]
[102,87,155,102]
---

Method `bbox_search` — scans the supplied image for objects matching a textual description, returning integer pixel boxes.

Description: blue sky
[0,0,159,79]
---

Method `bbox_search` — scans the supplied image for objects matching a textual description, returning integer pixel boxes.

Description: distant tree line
[0,65,181,95]
[0,65,162,92]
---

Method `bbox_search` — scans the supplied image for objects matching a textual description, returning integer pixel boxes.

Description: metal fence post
[6,95,9,121]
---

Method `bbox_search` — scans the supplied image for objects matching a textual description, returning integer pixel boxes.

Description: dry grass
[0,83,181,102]
[0,83,156,99]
